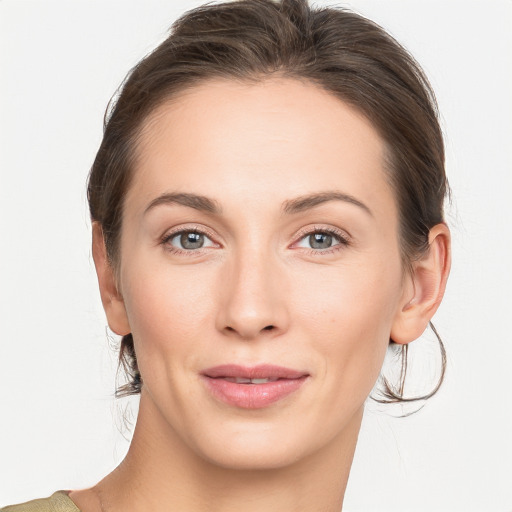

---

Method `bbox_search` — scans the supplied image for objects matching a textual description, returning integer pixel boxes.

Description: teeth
[223,377,279,384]
[234,377,252,384]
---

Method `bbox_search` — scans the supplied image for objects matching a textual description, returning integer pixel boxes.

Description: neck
[91,391,363,512]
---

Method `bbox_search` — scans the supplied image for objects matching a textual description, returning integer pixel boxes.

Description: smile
[201,364,309,409]
[222,377,279,384]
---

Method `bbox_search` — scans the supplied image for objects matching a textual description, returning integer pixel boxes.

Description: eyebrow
[144,192,221,216]
[282,191,373,217]
[144,190,373,217]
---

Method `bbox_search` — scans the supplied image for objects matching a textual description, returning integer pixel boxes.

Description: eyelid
[160,224,220,253]
[290,224,352,257]
[160,223,351,257]
[292,224,351,245]
[161,223,217,241]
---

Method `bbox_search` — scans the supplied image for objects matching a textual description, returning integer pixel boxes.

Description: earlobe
[391,223,451,344]
[91,222,131,336]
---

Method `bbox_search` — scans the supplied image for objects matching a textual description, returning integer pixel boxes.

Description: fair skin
[70,77,450,512]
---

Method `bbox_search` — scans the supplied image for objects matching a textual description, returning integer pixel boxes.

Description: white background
[1,1,511,510]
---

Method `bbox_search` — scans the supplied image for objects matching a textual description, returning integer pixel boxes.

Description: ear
[91,222,131,336]
[391,223,451,344]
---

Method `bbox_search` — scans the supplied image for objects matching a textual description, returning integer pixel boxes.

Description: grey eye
[309,233,334,249]
[180,233,204,249]
[174,232,205,250]
[295,229,347,252]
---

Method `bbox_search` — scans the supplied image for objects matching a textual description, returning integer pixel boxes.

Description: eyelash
[160,225,350,257]
[294,225,350,256]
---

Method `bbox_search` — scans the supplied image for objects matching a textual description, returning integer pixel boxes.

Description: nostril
[223,324,277,337]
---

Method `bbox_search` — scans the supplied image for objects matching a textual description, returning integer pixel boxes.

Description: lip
[200,364,309,409]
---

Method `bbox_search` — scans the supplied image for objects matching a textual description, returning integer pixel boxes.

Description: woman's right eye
[162,229,216,254]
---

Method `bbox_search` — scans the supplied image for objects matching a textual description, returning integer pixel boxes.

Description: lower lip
[201,376,308,409]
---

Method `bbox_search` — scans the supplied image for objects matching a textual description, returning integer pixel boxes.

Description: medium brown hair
[88,0,448,406]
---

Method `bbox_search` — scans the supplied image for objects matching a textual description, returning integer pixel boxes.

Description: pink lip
[201,364,309,409]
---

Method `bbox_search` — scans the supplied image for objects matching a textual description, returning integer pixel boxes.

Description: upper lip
[201,364,308,380]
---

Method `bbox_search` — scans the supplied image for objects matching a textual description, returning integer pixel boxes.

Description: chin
[184,412,343,472]
[197,434,310,471]
[193,399,366,473]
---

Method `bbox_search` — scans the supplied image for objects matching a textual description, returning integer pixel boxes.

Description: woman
[1,0,450,510]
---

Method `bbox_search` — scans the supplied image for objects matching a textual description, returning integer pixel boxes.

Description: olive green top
[0,491,80,512]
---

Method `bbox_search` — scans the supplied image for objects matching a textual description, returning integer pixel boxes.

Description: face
[112,77,409,469]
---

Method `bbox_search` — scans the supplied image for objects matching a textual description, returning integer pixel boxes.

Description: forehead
[127,77,395,222]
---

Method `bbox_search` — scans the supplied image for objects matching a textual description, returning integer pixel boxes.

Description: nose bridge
[217,236,289,340]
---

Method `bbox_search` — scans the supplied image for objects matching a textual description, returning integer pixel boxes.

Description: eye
[161,227,216,255]
[294,226,350,255]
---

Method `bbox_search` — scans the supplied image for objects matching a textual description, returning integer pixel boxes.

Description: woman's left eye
[294,228,349,254]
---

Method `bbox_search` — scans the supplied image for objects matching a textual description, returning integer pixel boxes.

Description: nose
[216,245,290,341]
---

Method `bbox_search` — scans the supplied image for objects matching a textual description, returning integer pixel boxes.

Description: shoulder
[0,491,81,512]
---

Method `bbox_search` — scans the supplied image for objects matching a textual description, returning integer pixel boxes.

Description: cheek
[292,258,402,395]
[120,258,217,373]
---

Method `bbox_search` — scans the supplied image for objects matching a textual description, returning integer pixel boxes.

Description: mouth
[219,376,281,384]
[200,364,310,409]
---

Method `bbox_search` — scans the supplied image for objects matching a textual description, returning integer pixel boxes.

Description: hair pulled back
[87,0,448,406]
